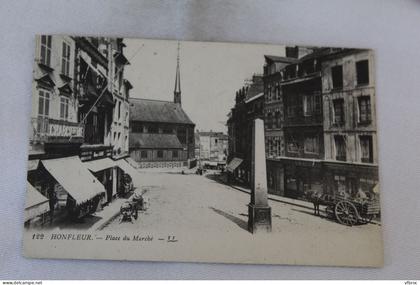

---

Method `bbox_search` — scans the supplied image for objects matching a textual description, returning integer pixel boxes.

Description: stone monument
[248,118,272,233]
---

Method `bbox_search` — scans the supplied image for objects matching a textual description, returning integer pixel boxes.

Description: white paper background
[0,0,419,279]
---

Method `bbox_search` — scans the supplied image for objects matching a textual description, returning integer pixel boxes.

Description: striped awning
[226,158,243,172]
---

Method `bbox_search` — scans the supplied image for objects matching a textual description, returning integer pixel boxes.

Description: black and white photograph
[23,36,382,267]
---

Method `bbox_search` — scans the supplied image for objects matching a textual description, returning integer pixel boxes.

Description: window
[356,60,369,85]
[334,135,346,161]
[38,90,50,117]
[40,35,52,66]
[61,41,71,76]
[172,150,178,158]
[162,127,173,134]
[331,65,343,89]
[360,135,373,163]
[333,99,344,125]
[148,124,159,134]
[37,90,50,134]
[59,97,69,120]
[358,96,372,123]
[276,83,280,100]
[304,136,319,154]
[140,150,148,159]
[132,122,144,133]
[177,128,186,144]
[157,150,163,158]
[303,95,321,116]
[287,136,299,153]
[118,101,121,120]
[286,95,299,118]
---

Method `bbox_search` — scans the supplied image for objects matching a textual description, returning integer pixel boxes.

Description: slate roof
[129,98,194,125]
[129,133,183,149]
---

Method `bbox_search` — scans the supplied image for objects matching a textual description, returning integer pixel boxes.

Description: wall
[322,50,377,164]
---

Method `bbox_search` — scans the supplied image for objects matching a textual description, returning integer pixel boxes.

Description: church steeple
[174,42,181,105]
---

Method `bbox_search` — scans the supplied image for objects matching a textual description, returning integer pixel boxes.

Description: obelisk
[248,118,272,233]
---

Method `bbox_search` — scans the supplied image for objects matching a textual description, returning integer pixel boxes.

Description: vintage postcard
[23,36,383,267]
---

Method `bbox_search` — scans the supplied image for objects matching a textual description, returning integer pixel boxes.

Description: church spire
[174,42,181,105]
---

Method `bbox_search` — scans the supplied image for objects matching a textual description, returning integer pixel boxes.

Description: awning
[41,156,105,205]
[28,159,39,171]
[25,182,49,221]
[116,159,138,178]
[83,158,116,172]
[226,158,243,172]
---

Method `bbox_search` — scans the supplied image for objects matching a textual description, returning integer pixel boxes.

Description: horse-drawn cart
[312,193,380,226]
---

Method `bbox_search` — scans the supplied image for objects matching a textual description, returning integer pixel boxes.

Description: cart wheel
[359,214,374,224]
[335,201,358,226]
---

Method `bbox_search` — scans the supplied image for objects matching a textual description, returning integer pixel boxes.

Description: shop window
[304,136,319,154]
[333,98,345,125]
[334,135,346,161]
[40,35,52,67]
[157,150,163,158]
[360,135,373,163]
[334,175,347,195]
[331,65,343,89]
[356,60,369,85]
[360,178,376,194]
[358,96,372,124]
[59,97,69,120]
[61,41,71,76]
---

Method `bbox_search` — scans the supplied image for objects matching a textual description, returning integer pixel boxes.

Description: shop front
[40,156,106,220]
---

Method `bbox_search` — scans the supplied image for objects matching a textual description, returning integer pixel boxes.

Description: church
[128,44,196,168]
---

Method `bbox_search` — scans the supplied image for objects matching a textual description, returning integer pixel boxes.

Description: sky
[124,38,285,133]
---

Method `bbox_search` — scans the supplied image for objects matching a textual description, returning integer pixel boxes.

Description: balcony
[30,117,84,144]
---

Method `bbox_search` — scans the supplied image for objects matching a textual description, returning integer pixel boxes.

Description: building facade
[197,131,228,168]
[321,49,378,197]
[26,36,134,227]
[266,47,379,200]
[227,46,379,204]
[226,75,264,185]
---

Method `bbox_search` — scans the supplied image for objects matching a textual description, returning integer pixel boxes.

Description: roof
[264,55,299,64]
[129,133,183,149]
[129,98,194,125]
[245,92,264,104]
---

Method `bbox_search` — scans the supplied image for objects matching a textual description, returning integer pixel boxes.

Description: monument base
[248,204,272,234]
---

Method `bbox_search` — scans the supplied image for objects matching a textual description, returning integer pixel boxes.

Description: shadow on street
[209,206,248,232]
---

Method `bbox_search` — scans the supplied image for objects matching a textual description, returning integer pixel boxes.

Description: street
[106,170,379,234]
[95,169,383,266]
